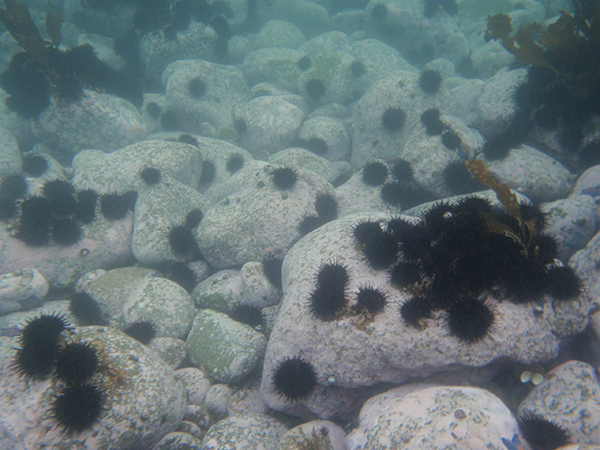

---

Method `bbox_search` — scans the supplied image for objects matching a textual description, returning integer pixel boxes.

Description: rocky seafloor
[1,0,600,449]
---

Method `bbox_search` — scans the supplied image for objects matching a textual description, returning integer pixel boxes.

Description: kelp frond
[465,160,537,254]
[0,0,48,65]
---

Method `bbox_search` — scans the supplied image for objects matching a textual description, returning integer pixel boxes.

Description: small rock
[192,269,243,313]
[278,420,346,450]
[186,310,267,383]
[241,262,281,309]
[0,269,48,315]
[0,126,21,177]
[122,277,196,340]
[201,414,288,450]
[205,384,234,418]
[543,195,596,261]
[154,431,203,450]
[518,360,600,446]
[175,367,212,405]
[150,337,187,370]
[346,385,523,450]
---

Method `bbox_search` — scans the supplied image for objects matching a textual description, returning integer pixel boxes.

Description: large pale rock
[122,277,196,340]
[163,59,251,132]
[254,20,306,49]
[363,1,469,66]
[234,95,305,158]
[268,148,350,185]
[31,90,146,153]
[74,266,159,322]
[197,165,333,268]
[201,413,288,450]
[297,50,356,107]
[132,176,211,265]
[295,116,351,162]
[241,48,303,92]
[192,269,243,313]
[72,140,203,193]
[484,145,574,202]
[0,214,133,288]
[278,421,345,450]
[351,71,452,169]
[542,195,596,261]
[346,385,525,450]
[475,68,527,136]
[260,213,589,418]
[335,161,400,216]
[141,22,218,80]
[0,326,186,449]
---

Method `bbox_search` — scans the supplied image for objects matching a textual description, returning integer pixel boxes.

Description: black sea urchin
[400,296,432,327]
[168,224,201,260]
[184,208,204,229]
[271,166,298,191]
[361,230,399,270]
[419,69,442,94]
[76,190,98,224]
[55,342,99,385]
[123,320,157,345]
[362,161,389,186]
[51,383,104,432]
[382,107,406,132]
[309,262,349,321]
[446,296,495,343]
[22,154,48,177]
[545,265,582,301]
[0,174,27,200]
[305,78,326,101]
[517,411,570,450]
[226,154,244,174]
[69,292,108,326]
[355,286,387,314]
[139,167,161,185]
[163,262,197,293]
[421,108,446,135]
[13,313,69,380]
[188,77,206,98]
[51,217,84,247]
[273,356,318,401]
[314,193,338,223]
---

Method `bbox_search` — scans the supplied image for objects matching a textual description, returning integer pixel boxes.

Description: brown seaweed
[0,0,48,66]
[465,160,537,254]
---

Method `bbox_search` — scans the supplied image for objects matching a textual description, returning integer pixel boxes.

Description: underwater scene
[0,0,599,448]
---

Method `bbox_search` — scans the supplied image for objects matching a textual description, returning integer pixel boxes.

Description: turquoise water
[0,0,598,449]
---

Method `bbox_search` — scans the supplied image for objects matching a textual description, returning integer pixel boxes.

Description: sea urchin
[272,356,318,401]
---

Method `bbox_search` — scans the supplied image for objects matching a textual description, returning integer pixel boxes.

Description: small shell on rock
[454,409,466,419]
[520,371,532,383]
[531,373,544,385]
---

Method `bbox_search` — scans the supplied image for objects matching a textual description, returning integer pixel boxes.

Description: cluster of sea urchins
[0,170,139,248]
[13,179,98,248]
[11,313,105,433]
[352,195,581,344]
